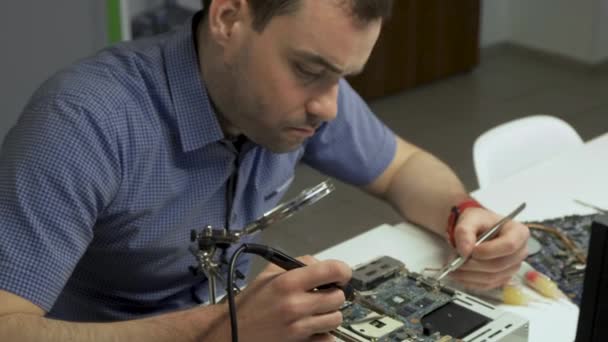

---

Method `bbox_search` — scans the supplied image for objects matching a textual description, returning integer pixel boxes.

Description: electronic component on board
[350,256,405,290]
[349,314,405,339]
[421,302,490,338]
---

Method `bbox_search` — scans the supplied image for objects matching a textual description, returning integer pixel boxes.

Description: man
[0,0,529,340]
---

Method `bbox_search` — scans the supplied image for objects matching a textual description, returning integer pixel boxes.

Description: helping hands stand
[189,181,335,304]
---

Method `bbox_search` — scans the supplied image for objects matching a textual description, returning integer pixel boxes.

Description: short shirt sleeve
[303,79,397,186]
[0,91,120,311]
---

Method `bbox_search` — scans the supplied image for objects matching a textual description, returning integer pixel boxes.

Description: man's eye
[295,64,323,80]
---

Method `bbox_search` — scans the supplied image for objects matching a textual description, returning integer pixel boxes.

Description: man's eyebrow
[293,50,345,75]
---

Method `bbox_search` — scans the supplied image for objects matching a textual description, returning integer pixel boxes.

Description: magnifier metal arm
[189,180,335,304]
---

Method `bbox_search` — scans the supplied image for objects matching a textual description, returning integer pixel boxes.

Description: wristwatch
[447,198,483,247]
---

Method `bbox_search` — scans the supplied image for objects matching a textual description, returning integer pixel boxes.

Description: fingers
[276,288,345,320]
[273,259,352,293]
[450,208,530,290]
[454,208,529,259]
[452,207,498,256]
[459,243,528,273]
[297,255,320,265]
[453,221,479,257]
[472,221,529,259]
[308,289,346,315]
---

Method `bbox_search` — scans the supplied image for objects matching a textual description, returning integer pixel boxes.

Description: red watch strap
[447,198,483,247]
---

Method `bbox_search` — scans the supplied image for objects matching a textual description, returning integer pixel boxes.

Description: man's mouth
[288,126,316,137]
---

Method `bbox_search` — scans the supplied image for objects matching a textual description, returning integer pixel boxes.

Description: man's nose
[306,83,339,122]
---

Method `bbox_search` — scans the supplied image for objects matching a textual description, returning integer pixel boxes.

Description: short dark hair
[202,0,393,31]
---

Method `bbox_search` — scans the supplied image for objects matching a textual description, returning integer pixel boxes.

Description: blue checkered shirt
[0,14,396,321]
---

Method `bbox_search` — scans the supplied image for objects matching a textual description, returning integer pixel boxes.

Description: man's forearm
[384,150,469,237]
[0,304,228,342]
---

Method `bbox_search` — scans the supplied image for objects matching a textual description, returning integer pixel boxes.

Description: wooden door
[348,0,481,100]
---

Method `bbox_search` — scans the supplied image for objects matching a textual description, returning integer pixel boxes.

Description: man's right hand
[0,257,352,342]
[207,256,352,341]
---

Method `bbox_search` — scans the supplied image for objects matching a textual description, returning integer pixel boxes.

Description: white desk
[317,132,608,342]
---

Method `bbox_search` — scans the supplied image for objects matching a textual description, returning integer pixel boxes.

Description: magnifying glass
[239,180,335,236]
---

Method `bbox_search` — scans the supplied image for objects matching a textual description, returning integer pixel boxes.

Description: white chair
[473,115,583,188]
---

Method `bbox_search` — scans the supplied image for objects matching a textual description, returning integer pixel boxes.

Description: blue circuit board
[362,273,453,323]
[525,214,597,305]
[338,255,530,341]
[341,272,460,341]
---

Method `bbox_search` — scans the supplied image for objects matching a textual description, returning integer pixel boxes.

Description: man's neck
[216,109,242,138]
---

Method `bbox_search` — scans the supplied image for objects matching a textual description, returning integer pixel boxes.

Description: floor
[249,45,608,276]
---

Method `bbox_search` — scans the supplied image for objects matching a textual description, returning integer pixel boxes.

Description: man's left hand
[448,207,530,290]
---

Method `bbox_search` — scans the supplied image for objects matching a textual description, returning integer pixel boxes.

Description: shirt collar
[163,11,224,152]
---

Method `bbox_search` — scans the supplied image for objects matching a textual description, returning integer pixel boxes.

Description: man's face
[216,1,382,152]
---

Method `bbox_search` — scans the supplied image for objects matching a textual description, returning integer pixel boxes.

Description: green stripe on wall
[106,0,122,43]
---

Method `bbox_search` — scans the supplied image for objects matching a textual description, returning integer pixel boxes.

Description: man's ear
[207,0,250,46]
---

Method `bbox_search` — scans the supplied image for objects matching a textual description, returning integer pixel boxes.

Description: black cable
[227,244,281,342]
[227,244,247,342]
[226,243,313,342]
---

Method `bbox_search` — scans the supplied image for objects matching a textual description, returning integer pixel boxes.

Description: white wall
[0,1,107,142]
[122,0,164,39]
[509,0,597,63]
[592,0,608,62]
[126,0,201,17]
[177,0,203,11]
[127,0,164,17]
[480,0,511,47]
[481,0,608,64]
[121,0,201,40]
